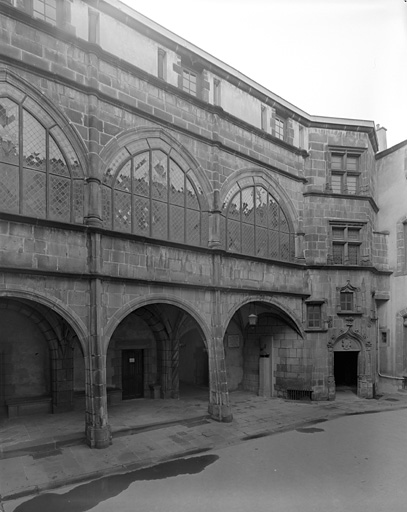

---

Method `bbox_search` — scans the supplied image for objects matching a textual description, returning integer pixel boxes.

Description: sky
[119,0,406,148]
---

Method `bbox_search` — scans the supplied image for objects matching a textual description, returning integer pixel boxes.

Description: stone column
[327,340,336,400]
[171,337,180,398]
[85,278,111,448]
[207,257,233,422]
[258,355,271,397]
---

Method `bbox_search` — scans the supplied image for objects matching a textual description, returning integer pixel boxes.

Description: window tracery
[102,147,208,247]
[224,184,294,261]
[0,96,84,223]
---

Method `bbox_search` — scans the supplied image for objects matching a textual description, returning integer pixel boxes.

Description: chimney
[376,124,387,152]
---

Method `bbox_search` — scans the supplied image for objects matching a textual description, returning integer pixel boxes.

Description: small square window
[182,70,197,96]
[329,150,361,195]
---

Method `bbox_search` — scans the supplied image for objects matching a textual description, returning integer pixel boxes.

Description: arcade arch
[223,299,305,398]
[0,297,85,419]
[106,302,209,407]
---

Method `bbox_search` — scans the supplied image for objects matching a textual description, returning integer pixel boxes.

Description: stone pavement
[1,388,407,504]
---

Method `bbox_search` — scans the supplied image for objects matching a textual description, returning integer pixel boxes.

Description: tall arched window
[224,184,294,261]
[0,96,84,223]
[102,146,208,246]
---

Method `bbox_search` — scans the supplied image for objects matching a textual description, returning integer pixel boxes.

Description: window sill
[305,328,328,333]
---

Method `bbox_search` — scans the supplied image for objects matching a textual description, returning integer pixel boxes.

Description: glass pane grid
[101,186,112,229]
[0,163,19,213]
[73,180,84,223]
[23,111,46,171]
[115,161,131,192]
[133,197,149,235]
[49,175,70,221]
[340,292,353,311]
[241,188,255,224]
[152,200,168,239]
[308,305,321,328]
[186,179,199,209]
[186,209,201,246]
[49,137,69,177]
[152,151,167,200]
[228,220,241,252]
[169,160,185,206]
[332,243,344,264]
[133,153,149,196]
[170,204,184,243]
[114,190,131,232]
[23,169,46,217]
[348,244,359,265]
[0,99,19,165]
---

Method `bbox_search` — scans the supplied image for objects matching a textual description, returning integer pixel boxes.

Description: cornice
[303,191,379,213]
[0,212,307,269]
[306,264,392,276]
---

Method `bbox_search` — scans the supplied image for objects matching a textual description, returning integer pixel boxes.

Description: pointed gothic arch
[327,323,373,399]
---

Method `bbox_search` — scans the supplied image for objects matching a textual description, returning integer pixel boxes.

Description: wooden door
[122,349,144,399]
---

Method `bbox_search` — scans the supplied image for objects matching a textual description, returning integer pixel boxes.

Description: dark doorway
[122,349,144,399]
[334,351,358,387]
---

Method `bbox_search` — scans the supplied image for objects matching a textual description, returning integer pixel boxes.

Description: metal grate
[286,389,313,401]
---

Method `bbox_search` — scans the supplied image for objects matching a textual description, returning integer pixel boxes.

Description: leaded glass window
[225,185,294,261]
[102,147,207,247]
[0,97,84,223]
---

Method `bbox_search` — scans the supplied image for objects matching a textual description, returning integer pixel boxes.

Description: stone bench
[6,396,52,418]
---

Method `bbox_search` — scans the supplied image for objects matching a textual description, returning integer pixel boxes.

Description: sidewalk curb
[2,403,407,502]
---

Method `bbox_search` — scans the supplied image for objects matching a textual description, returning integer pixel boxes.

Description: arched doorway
[0,298,84,417]
[106,303,209,406]
[223,300,306,399]
[328,329,373,399]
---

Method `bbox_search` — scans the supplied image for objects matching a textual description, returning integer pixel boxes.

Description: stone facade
[0,0,403,448]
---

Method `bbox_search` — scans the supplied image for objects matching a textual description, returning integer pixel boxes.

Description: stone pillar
[51,345,74,413]
[171,337,180,398]
[85,278,111,448]
[207,265,233,422]
[208,190,221,249]
[327,340,335,400]
[258,355,271,397]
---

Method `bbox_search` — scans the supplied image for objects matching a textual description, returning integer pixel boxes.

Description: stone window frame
[173,55,209,101]
[0,91,85,224]
[88,8,100,45]
[223,181,295,262]
[305,298,327,332]
[102,142,209,247]
[329,220,365,266]
[14,0,68,28]
[336,281,362,315]
[157,48,167,81]
[327,146,365,195]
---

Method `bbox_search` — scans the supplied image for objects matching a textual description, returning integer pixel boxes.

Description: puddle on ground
[295,427,325,434]
[13,454,219,512]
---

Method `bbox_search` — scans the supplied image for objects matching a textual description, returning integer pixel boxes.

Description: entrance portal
[122,349,144,399]
[334,351,358,389]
